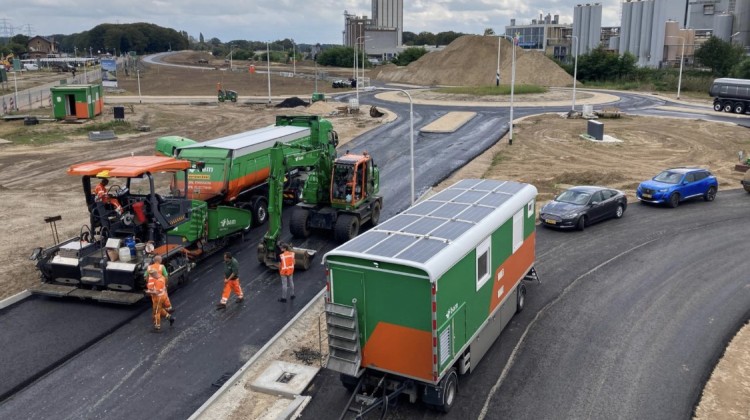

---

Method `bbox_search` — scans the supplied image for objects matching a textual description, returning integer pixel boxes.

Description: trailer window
[527,199,535,218]
[512,210,523,253]
[476,237,491,291]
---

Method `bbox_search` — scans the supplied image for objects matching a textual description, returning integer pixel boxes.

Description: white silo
[735,0,750,46]
[713,14,734,42]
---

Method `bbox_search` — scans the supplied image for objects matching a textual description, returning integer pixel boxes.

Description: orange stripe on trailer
[226,168,270,201]
[362,322,433,382]
[489,232,535,313]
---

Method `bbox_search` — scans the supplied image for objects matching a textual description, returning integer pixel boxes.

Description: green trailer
[158,116,338,228]
[323,179,539,414]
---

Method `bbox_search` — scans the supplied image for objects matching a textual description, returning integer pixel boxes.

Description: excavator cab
[330,152,378,208]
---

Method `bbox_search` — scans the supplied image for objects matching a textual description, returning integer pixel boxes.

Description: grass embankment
[4,120,137,145]
[435,85,548,95]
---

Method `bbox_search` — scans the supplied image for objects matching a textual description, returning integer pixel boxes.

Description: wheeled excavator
[257,116,383,270]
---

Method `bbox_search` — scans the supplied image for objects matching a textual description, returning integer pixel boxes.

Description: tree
[316,46,355,67]
[731,57,750,79]
[694,36,745,77]
[402,31,416,45]
[393,47,428,66]
[483,28,495,36]
[199,33,204,44]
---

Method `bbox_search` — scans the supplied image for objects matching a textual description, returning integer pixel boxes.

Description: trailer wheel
[290,207,311,238]
[334,214,360,243]
[438,369,458,413]
[734,103,746,114]
[723,102,733,113]
[713,101,722,112]
[251,197,268,227]
[516,283,527,313]
[370,200,381,226]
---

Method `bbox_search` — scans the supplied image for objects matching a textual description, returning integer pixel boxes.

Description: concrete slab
[249,360,319,399]
[421,111,476,133]
[0,138,11,144]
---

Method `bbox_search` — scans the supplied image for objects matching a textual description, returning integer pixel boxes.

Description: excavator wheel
[251,197,268,227]
[370,201,381,226]
[290,207,311,238]
[334,214,360,243]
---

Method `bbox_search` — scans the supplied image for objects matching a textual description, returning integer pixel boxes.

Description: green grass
[435,85,548,95]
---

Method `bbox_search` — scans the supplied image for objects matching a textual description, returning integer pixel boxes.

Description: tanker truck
[710,78,750,114]
[156,116,339,228]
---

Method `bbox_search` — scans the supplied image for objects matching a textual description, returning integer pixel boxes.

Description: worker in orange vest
[94,178,123,214]
[217,251,243,310]
[278,243,296,303]
[146,269,174,332]
[143,255,173,313]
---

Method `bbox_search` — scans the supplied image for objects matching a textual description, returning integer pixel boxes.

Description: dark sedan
[539,186,627,231]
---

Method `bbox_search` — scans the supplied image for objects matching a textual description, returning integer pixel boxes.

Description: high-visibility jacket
[145,263,168,281]
[94,183,108,202]
[147,275,166,297]
[280,251,295,276]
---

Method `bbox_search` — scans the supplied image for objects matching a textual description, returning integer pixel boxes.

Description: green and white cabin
[324,179,537,406]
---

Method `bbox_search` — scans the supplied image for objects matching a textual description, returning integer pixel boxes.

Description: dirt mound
[307,101,340,114]
[371,35,574,87]
[275,97,309,108]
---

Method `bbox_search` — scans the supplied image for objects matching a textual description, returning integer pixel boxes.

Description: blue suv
[637,168,718,208]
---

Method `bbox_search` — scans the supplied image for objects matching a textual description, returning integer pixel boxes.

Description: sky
[3,0,622,45]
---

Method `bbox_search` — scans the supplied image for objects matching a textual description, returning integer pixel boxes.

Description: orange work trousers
[151,294,170,327]
[220,279,243,304]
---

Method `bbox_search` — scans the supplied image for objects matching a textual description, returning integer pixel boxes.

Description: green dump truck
[156,116,339,228]
[323,179,539,414]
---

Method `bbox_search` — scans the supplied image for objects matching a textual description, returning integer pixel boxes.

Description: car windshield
[555,190,591,205]
[653,171,682,184]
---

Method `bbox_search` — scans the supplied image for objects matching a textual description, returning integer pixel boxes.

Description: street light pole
[137,68,142,103]
[229,44,234,71]
[667,35,685,99]
[509,34,516,145]
[292,39,296,77]
[365,86,415,205]
[570,35,579,112]
[267,42,272,105]
[496,36,501,86]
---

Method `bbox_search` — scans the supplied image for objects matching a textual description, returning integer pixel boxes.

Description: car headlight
[564,212,579,219]
[658,188,668,193]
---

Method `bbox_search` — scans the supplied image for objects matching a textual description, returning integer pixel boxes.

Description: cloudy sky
[3,0,622,45]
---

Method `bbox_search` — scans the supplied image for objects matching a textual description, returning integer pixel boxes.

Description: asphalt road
[1,74,748,419]
[302,189,750,420]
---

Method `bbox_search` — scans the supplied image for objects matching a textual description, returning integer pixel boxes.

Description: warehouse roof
[324,179,537,282]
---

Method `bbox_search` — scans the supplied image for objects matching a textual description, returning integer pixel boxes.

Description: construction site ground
[0,51,747,419]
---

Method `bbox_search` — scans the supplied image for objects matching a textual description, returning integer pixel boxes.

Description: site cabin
[323,178,539,414]
[50,84,103,120]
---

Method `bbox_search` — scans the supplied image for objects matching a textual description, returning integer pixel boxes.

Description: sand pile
[307,101,340,114]
[371,35,574,87]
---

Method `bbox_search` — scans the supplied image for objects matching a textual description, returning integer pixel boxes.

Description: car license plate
[642,193,652,199]
[545,219,557,225]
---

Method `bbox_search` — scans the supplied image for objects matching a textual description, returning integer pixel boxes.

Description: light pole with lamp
[666,35,685,99]
[266,42,272,104]
[291,39,296,77]
[137,68,142,103]
[496,36,501,86]
[364,86,415,205]
[569,35,579,111]
[229,44,235,71]
[498,34,518,145]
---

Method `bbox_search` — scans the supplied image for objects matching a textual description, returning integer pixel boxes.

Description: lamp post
[498,34,518,145]
[364,86,415,205]
[292,39,296,77]
[667,35,685,99]
[496,36,501,86]
[12,70,18,111]
[229,44,234,71]
[137,68,142,104]
[266,42,272,104]
[569,35,579,111]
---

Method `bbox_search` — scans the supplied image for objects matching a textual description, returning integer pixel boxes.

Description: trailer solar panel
[479,192,511,207]
[431,188,463,202]
[430,202,469,219]
[495,181,526,194]
[338,231,390,253]
[452,190,486,204]
[377,214,421,232]
[396,238,450,263]
[408,217,447,235]
[430,220,474,241]
[408,200,443,216]
[367,234,419,258]
[458,206,494,223]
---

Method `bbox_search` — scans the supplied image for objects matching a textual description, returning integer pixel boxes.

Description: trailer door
[331,268,367,341]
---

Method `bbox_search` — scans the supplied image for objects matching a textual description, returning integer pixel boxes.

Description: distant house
[27,36,60,59]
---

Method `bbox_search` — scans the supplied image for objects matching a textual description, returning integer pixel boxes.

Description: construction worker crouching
[278,243,296,303]
[146,269,174,332]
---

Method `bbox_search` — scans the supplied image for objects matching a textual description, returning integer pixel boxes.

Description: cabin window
[703,4,714,14]
[476,237,491,291]
[527,199,535,218]
[512,210,523,253]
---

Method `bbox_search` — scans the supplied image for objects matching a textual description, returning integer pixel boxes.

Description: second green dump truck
[156,116,340,229]
[323,178,539,415]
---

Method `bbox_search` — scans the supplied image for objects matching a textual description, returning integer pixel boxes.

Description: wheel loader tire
[334,214,360,243]
[290,207,311,238]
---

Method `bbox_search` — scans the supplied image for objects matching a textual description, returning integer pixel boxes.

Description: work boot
[168,316,175,326]
[166,307,175,314]
[236,296,244,303]
[152,325,161,333]
[216,302,227,310]
[290,295,296,300]
[278,298,287,303]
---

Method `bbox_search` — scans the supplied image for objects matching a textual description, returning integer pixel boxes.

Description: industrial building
[573,3,603,55]
[504,14,574,63]
[343,0,403,62]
